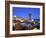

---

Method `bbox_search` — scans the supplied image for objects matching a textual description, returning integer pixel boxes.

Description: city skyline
[13,7,40,19]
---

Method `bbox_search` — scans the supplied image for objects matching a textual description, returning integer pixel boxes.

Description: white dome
[14,16,16,17]
[32,19,34,21]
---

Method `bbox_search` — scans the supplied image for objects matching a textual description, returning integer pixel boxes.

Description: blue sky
[12,7,40,19]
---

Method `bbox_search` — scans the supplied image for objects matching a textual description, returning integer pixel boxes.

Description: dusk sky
[12,7,40,19]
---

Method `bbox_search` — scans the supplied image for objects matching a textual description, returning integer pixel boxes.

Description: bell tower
[28,13,32,20]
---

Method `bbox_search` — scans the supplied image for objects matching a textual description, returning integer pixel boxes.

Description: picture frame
[5,1,45,37]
